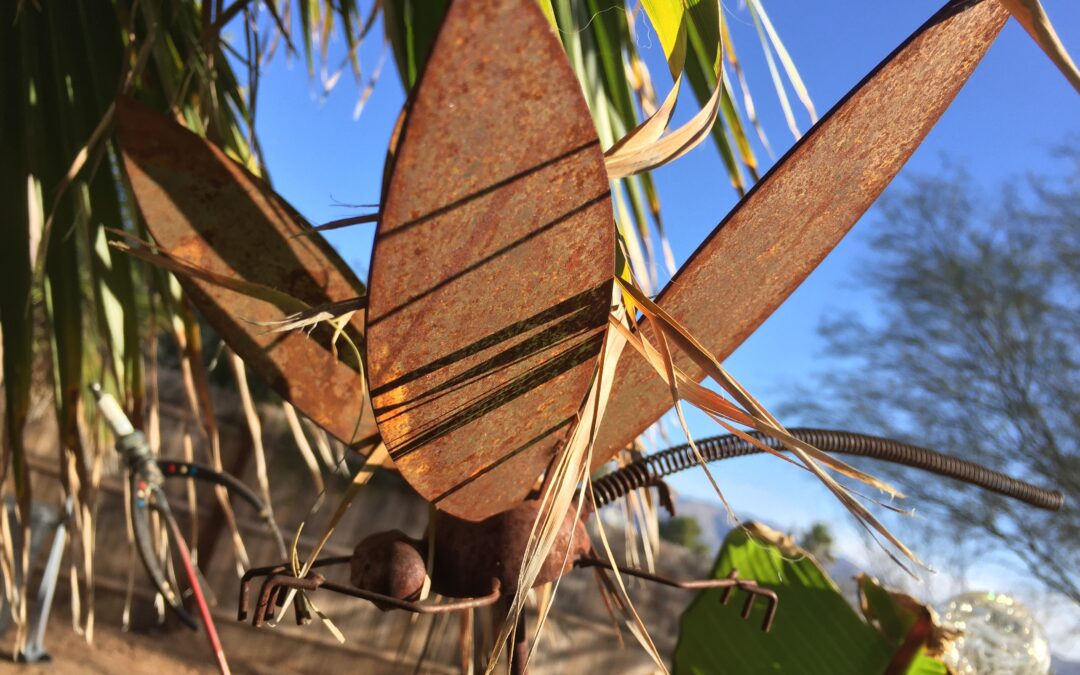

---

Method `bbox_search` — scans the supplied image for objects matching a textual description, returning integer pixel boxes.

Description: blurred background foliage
[793,149,1080,605]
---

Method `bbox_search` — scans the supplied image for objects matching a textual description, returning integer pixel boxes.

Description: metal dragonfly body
[235,426,1061,638]
[237,496,779,631]
[110,0,1068,670]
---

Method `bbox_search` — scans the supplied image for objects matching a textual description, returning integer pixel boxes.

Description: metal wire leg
[239,557,504,627]
[574,557,779,631]
[238,556,352,624]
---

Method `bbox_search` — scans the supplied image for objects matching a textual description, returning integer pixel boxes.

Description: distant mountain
[670,495,863,603]
[670,495,738,552]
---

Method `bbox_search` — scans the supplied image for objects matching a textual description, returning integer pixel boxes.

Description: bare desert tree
[804,149,1080,604]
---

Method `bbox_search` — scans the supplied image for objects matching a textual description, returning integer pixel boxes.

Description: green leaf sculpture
[675,523,951,675]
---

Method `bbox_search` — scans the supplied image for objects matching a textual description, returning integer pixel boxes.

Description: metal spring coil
[591,428,1064,512]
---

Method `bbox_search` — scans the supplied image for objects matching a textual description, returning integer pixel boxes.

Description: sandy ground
[0,614,231,674]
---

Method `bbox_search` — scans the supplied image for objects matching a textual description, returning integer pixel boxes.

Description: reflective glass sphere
[937,592,1050,675]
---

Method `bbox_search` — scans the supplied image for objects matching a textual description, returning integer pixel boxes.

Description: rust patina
[119,0,1012,520]
[116,99,376,452]
[367,0,615,520]
[590,0,1010,465]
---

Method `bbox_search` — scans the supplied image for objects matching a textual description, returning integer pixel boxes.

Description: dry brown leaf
[603,0,727,178]
[1000,0,1080,92]
[613,276,922,570]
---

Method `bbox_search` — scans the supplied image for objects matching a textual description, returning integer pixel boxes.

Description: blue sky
[237,0,1078,651]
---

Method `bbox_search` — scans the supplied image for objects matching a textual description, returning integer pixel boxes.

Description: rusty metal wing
[366,0,615,520]
[116,98,376,452]
[590,0,1010,465]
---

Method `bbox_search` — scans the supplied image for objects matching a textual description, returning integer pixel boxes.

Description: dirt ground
[0,599,459,674]
[0,536,706,675]
[0,612,233,674]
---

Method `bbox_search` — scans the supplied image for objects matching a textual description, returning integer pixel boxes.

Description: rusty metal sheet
[591,0,1009,465]
[116,98,376,452]
[367,0,614,520]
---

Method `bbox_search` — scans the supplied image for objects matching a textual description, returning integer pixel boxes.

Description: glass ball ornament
[936,591,1051,675]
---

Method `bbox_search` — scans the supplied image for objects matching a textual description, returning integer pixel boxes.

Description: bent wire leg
[316,578,503,614]
[238,556,352,623]
[244,573,502,627]
[239,555,503,627]
[574,556,778,632]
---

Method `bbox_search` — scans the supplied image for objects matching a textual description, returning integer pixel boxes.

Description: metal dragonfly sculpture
[110,0,1065,671]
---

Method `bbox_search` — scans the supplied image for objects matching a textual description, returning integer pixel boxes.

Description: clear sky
[236,0,1079,654]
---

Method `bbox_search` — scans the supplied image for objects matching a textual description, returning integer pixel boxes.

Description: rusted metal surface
[575,560,779,632]
[116,98,376,452]
[431,499,592,599]
[349,529,427,607]
[591,0,1009,465]
[237,497,777,631]
[239,500,589,623]
[367,0,614,520]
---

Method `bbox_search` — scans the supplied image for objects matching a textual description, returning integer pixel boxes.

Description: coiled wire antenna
[591,428,1064,512]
